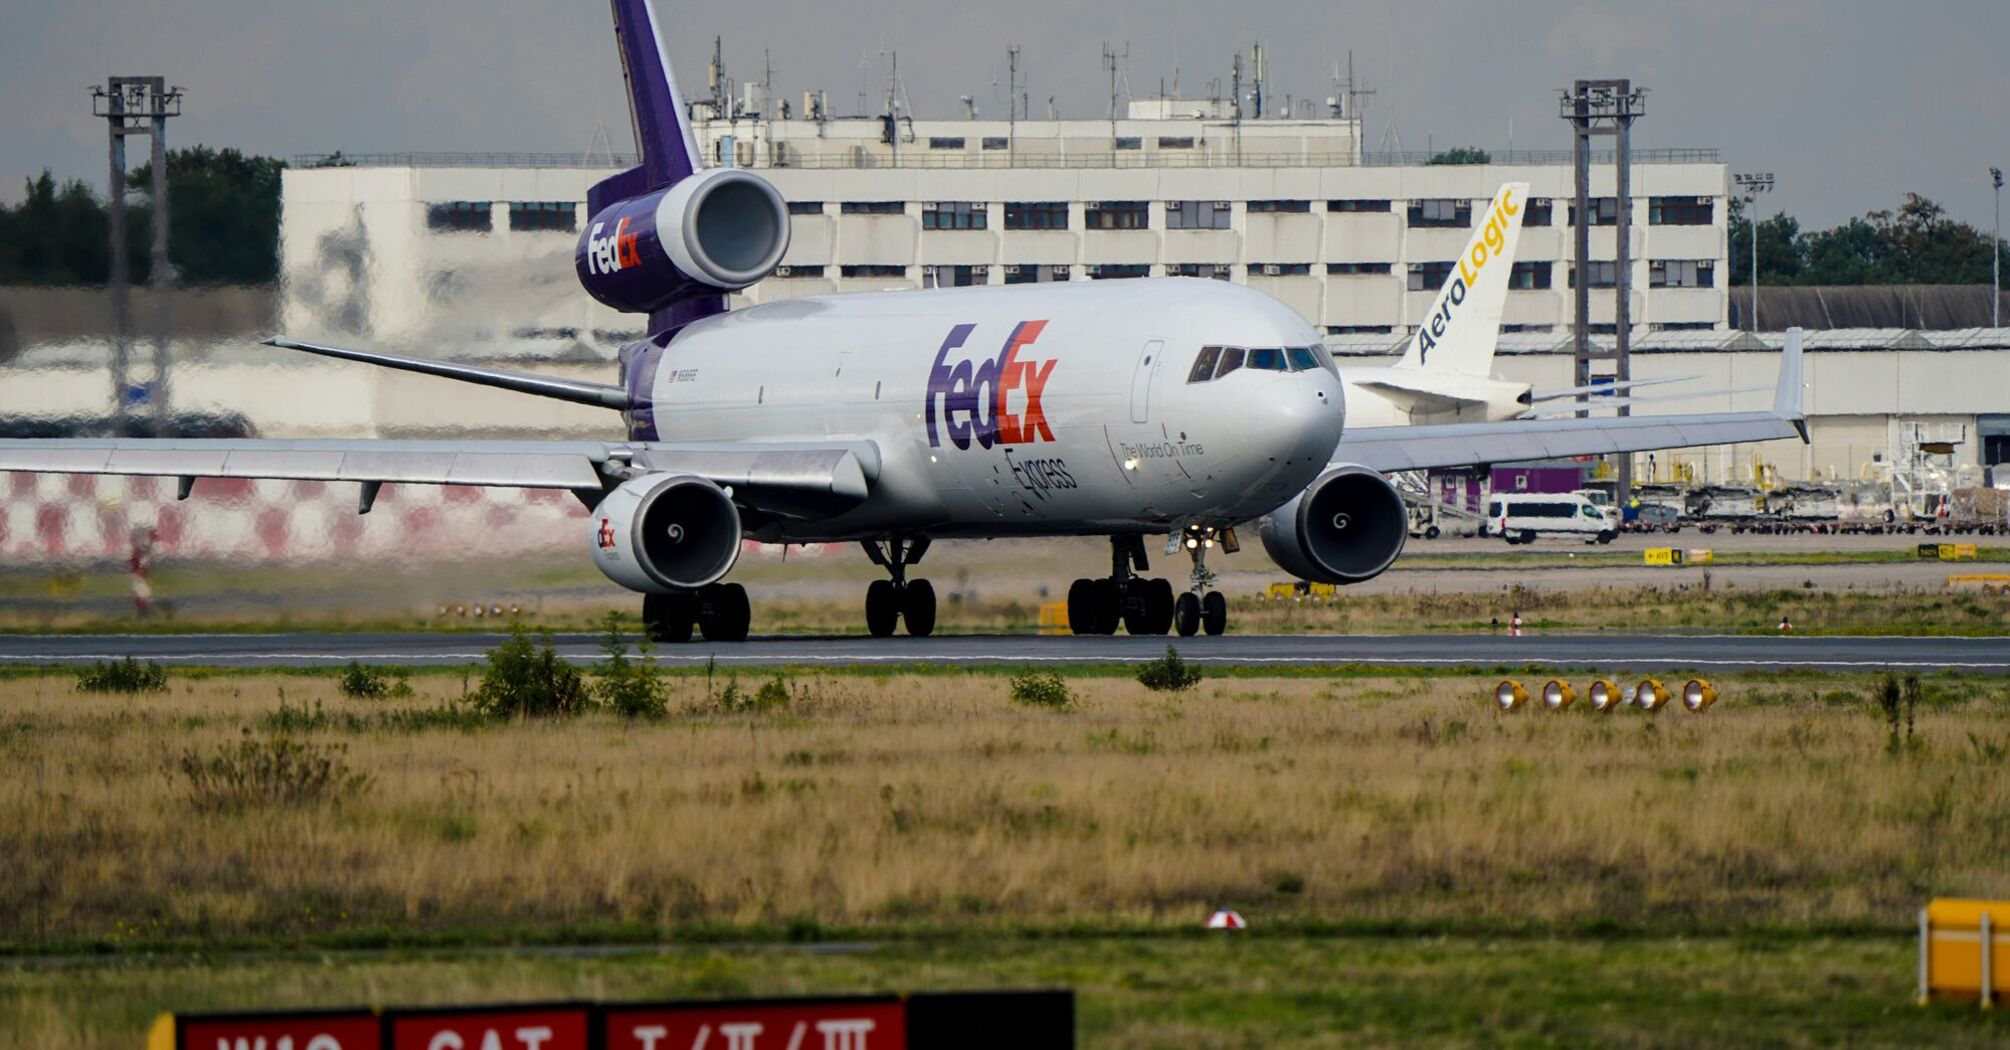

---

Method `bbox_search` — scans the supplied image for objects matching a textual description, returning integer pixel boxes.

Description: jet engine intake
[588,474,743,593]
[1258,464,1409,585]
[577,167,791,313]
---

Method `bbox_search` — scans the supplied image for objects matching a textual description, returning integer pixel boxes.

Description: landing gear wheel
[1201,590,1228,636]
[1146,578,1176,635]
[1066,578,1097,636]
[1175,592,1202,637]
[1091,578,1120,635]
[866,579,900,638]
[1121,584,1152,636]
[698,582,751,642]
[642,592,693,644]
[902,579,937,637]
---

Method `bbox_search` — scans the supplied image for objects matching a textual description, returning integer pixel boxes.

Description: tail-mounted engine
[576,167,791,314]
[588,473,744,593]
[1258,464,1409,585]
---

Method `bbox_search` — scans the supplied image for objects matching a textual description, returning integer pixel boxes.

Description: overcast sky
[3,0,2006,229]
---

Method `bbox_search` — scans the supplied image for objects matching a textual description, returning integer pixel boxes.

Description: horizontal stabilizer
[264,338,632,411]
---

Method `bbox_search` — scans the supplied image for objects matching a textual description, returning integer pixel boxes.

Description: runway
[2,631,2007,672]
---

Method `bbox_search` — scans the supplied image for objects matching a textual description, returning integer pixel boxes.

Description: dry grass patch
[1,670,2007,950]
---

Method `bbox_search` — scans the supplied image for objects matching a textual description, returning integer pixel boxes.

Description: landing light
[1633,678,1670,711]
[1681,678,1718,712]
[1541,680,1576,711]
[1493,679,1528,712]
[1587,679,1622,712]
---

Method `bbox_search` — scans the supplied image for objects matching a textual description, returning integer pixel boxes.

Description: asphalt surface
[2,631,2007,671]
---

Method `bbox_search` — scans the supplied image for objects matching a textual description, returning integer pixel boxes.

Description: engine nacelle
[1258,464,1409,585]
[587,474,743,593]
[576,167,791,314]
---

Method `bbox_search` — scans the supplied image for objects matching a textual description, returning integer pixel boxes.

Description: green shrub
[75,658,168,694]
[591,612,667,719]
[470,621,589,720]
[337,661,411,700]
[716,673,791,713]
[173,732,371,810]
[1010,671,1074,708]
[1136,645,1203,692]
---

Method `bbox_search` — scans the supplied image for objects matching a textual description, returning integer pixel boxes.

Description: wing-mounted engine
[588,473,744,593]
[576,167,791,314]
[1258,464,1409,585]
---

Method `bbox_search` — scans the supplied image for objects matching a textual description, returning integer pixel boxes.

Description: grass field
[4,663,2007,1046]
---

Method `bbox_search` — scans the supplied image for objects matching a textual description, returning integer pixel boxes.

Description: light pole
[1733,172,1774,332]
[1992,166,2002,329]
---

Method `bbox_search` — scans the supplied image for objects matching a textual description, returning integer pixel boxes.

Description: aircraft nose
[1247,373,1343,467]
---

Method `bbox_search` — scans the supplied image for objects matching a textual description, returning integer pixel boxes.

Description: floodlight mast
[1992,166,2003,329]
[1733,172,1774,333]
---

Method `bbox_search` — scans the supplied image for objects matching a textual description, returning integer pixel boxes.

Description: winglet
[1776,326,1808,442]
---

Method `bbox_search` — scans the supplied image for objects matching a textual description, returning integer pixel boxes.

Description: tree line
[0,146,283,286]
[1730,192,2007,287]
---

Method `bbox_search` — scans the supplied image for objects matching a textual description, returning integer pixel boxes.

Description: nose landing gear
[863,536,936,638]
[1171,524,1232,637]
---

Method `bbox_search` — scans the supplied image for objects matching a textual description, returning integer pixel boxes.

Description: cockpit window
[1286,347,1320,371]
[1187,345,1222,384]
[1214,346,1245,378]
[1248,347,1288,371]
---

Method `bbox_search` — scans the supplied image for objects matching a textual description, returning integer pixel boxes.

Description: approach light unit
[1682,678,1719,712]
[1541,679,1576,711]
[1493,679,1528,712]
[1587,679,1623,712]
[1633,678,1671,711]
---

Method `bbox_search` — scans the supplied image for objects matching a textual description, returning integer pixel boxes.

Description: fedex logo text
[924,320,1057,450]
[586,217,643,276]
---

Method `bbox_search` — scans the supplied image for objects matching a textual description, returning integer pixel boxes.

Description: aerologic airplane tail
[1398,181,1528,377]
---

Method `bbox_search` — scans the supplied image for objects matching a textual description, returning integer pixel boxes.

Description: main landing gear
[1067,535,1177,636]
[863,536,937,638]
[1170,525,1230,638]
[642,582,751,643]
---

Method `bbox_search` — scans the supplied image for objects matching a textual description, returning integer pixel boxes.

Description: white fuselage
[648,278,1344,542]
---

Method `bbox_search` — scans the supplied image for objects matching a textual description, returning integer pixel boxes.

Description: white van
[1485,493,1619,545]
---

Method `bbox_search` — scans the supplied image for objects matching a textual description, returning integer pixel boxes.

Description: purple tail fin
[609,0,702,189]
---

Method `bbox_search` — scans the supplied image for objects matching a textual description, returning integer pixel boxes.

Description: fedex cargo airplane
[0,0,1806,641]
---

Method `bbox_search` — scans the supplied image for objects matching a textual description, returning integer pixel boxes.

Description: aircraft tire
[902,579,937,637]
[699,582,751,642]
[866,579,900,638]
[1174,592,1201,637]
[1201,590,1228,636]
[1091,578,1121,635]
[1146,578,1176,635]
[643,592,693,644]
[1066,578,1097,636]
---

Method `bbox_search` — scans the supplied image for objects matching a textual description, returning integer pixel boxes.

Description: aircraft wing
[1334,328,1807,473]
[0,438,877,518]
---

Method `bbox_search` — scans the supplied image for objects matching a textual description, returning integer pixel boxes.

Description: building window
[981,136,1009,151]
[921,201,987,231]
[1114,136,1143,150]
[840,201,905,215]
[775,265,825,278]
[1327,262,1393,276]
[1568,198,1620,226]
[1329,198,1393,213]
[1005,201,1069,230]
[1407,199,1471,228]
[507,201,576,233]
[427,201,492,233]
[1407,261,1456,291]
[1500,324,1555,333]
[1524,198,1554,226]
[1650,259,1715,288]
[1166,263,1233,280]
[1508,261,1553,290]
[1652,321,1716,331]
[1085,200,1149,230]
[1247,200,1311,214]
[1568,261,1619,288]
[1327,324,1394,335]
[1650,196,1714,225]
[1251,262,1312,276]
[1165,200,1231,230]
[925,264,989,287]
[840,264,907,279]
[787,201,826,215]
[1087,263,1151,280]
[1586,323,1619,335]
[1003,263,1071,284]
[1157,136,1195,149]
[927,136,966,150]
